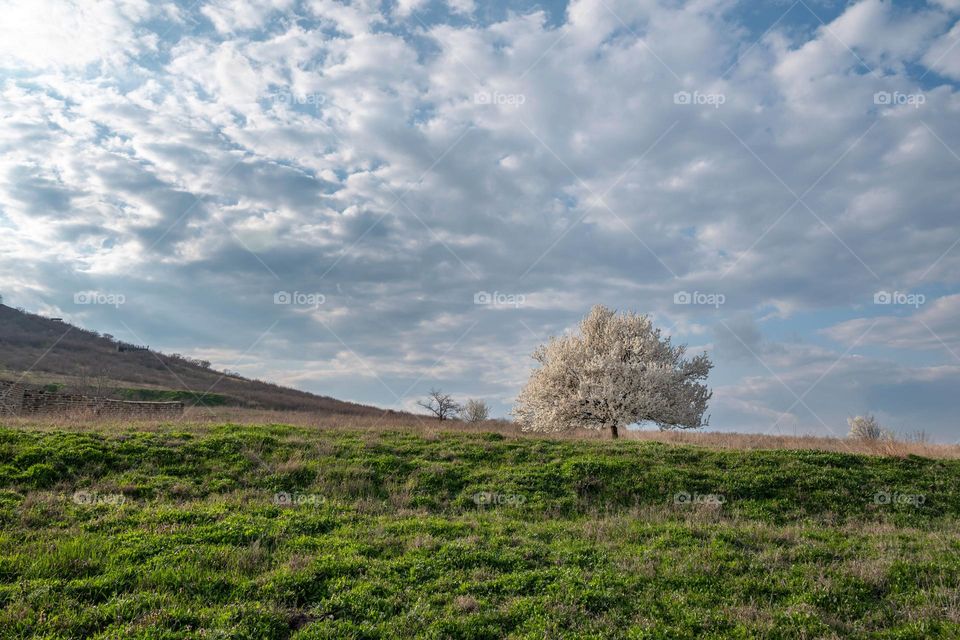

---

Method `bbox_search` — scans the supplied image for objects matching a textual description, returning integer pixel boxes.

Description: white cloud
[711,340,960,439]
[823,294,960,351]
[0,0,958,431]
[931,0,960,12]
[200,0,296,34]
[394,0,429,18]
[0,0,163,70]
[923,21,960,80]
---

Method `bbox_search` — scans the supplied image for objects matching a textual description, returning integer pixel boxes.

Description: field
[0,417,958,639]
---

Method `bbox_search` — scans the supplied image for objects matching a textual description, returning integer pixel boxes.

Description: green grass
[0,423,957,639]
[117,388,230,406]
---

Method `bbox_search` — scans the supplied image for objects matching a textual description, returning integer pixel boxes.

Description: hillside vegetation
[0,304,386,415]
[0,422,958,638]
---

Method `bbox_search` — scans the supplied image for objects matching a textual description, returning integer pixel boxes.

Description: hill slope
[0,304,387,415]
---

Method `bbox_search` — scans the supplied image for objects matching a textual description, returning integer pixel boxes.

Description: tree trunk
[610,424,619,439]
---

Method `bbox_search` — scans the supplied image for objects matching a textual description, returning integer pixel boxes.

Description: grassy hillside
[0,304,390,415]
[0,422,957,639]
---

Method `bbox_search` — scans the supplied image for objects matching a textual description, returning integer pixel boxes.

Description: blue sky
[1,0,959,439]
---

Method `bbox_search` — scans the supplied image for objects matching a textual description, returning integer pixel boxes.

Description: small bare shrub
[847,414,890,441]
[460,399,490,423]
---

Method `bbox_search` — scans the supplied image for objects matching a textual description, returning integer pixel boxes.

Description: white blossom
[513,305,712,437]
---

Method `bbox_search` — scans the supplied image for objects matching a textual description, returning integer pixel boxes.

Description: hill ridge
[0,303,390,415]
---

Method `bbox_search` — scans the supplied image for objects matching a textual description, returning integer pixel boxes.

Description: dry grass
[621,428,960,458]
[2,406,958,458]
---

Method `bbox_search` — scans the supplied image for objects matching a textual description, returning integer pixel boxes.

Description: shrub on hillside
[460,399,490,423]
[847,414,890,441]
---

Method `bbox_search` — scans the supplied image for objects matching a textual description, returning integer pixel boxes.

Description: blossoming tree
[513,305,713,438]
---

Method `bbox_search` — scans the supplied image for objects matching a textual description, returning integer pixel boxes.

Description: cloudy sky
[1,0,959,439]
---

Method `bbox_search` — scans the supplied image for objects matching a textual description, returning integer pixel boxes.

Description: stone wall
[0,381,25,416]
[0,380,183,418]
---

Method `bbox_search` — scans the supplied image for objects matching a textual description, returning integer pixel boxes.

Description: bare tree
[460,398,491,423]
[417,388,462,421]
[75,363,115,399]
[514,305,713,439]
